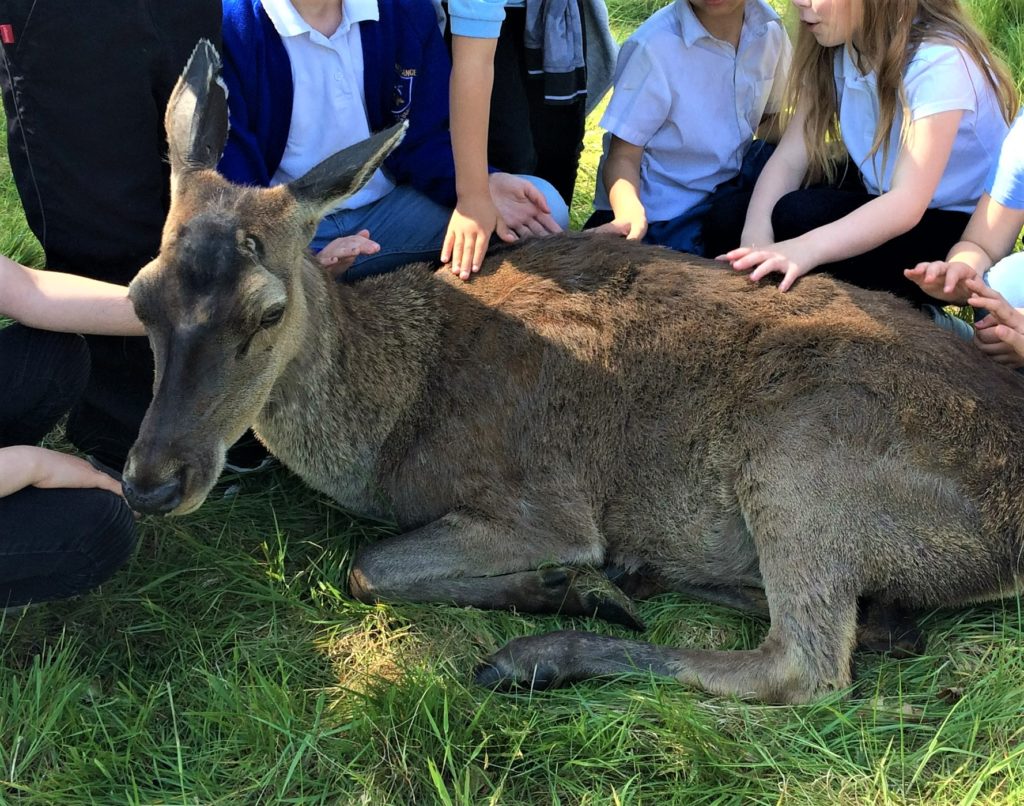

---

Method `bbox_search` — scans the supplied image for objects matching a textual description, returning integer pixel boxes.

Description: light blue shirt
[987,111,1024,210]
[447,0,520,38]
[835,41,1009,213]
[596,0,791,221]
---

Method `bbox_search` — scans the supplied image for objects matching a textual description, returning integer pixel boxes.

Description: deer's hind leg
[476,440,897,702]
[348,509,644,629]
[476,531,860,703]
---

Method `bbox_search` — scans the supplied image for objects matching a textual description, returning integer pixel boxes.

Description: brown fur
[124,43,1024,703]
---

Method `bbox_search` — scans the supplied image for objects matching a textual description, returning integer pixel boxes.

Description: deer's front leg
[348,511,643,629]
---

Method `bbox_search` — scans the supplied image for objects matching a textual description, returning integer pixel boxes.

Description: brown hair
[784,0,1019,185]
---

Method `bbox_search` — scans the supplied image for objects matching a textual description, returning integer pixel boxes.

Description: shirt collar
[261,0,379,40]
[675,0,781,49]
[840,43,875,86]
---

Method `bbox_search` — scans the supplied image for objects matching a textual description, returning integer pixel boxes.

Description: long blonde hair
[785,0,1019,185]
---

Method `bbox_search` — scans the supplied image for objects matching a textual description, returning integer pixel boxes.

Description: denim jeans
[311,178,569,281]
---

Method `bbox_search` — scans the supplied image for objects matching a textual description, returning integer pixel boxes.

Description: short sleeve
[448,0,505,38]
[987,113,1024,209]
[904,43,978,120]
[599,39,672,148]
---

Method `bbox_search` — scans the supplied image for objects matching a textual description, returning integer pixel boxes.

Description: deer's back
[375,237,1024,573]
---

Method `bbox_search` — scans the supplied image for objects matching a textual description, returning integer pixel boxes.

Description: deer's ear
[287,122,407,219]
[165,39,229,176]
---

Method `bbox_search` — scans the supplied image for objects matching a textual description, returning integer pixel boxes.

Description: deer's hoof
[474,632,579,691]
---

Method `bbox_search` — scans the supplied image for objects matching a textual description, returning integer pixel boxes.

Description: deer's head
[122,40,404,515]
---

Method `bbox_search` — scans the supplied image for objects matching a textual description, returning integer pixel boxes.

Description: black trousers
[0,0,222,469]
[445,5,587,205]
[0,325,136,608]
[703,163,971,307]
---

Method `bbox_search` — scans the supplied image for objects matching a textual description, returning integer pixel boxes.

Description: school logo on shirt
[392,67,416,118]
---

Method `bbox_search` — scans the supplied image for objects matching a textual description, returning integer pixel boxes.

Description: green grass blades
[4,0,1024,802]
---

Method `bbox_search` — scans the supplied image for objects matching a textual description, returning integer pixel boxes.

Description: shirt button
[334,71,343,81]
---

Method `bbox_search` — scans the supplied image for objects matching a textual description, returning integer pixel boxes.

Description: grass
[3,1,1024,803]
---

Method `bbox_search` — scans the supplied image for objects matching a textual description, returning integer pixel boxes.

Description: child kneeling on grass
[905,111,1024,367]
[584,0,792,257]
[0,257,143,610]
[221,0,568,282]
[718,0,1018,305]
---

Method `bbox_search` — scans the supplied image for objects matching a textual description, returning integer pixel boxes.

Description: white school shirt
[595,0,791,221]
[835,41,1009,213]
[987,111,1024,210]
[263,0,395,210]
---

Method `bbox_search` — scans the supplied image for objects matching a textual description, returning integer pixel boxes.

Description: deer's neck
[255,261,444,518]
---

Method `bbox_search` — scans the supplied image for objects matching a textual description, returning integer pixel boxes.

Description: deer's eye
[259,304,285,329]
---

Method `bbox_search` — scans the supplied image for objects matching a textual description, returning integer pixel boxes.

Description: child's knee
[985,252,1024,308]
[520,175,570,230]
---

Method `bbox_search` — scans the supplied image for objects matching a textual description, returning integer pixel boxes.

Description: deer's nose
[123,475,184,515]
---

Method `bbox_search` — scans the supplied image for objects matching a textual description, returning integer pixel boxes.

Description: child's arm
[726,109,964,292]
[733,99,812,251]
[966,277,1024,367]
[590,136,648,240]
[904,194,1024,303]
[0,445,125,499]
[442,35,515,282]
[0,255,143,336]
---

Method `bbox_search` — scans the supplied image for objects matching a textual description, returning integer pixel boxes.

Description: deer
[122,41,1024,704]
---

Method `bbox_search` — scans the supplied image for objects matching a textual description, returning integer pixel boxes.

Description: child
[443,0,617,279]
[0,0,221,472]
[0,256,140,608]
[720,0,1019,303]
[221,0,568,282]
[585,0,791,256]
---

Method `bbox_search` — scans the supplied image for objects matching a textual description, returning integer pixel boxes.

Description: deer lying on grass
[124,42,1024,704]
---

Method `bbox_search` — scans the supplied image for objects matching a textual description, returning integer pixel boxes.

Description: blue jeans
[311,185,452,281]
[311,177,569,281]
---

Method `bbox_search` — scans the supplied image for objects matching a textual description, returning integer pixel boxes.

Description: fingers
[729,250,781,272]
[523,216,549,238]
[778,266,803,293]
[747,257,786,282]
[716,247,753,263]
[456,231,476,281]
[316,235,379,268]
[521,181,551,214]
[626,220,647,241]
[992,325,1024,363]
[588,221,630,237]
[447,228,465,277]
[441,222,456,264]
[945,264,972,295]
[536,212,562,234]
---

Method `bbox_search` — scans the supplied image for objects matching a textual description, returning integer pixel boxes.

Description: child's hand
[0,445,124,498]
[590,202,648,241]
[903,260,976,304]
[488,173,562,240]
[316,230,380,279]
[717,237,818,292]
[442,193,514,282]
[966,278,1024,367]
